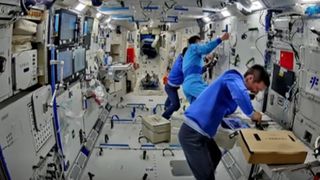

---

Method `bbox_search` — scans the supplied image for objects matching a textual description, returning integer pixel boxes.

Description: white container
[13,19,37,35]
[142,115,171,143]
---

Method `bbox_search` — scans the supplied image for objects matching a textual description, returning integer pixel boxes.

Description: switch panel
[13,50,38,90]
[0,25,13,102]
[29,86,54,152]
[293,113,320,148]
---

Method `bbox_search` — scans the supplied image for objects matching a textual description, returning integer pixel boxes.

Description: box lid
[142,115,171,133]
[143,115,169,125]
[240,129,307,153]
[238,129,308,164]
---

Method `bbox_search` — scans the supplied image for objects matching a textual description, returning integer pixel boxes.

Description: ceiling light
[202,16,211,23]
[250,1,263,11]
[301,0,320,2]
[221,9,231,17]
[96,13,102,18]
[75,3,86,11]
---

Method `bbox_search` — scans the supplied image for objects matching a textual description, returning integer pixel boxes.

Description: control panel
[293,113,320,148]
[13,49,38,90]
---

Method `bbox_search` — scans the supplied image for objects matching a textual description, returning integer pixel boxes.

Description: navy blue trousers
[162,84,181,120]
[178,123,222,180]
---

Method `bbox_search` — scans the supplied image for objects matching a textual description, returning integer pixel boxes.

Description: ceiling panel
[95,0,228,29]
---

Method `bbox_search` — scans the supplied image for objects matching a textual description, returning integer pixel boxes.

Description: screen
[83,17,93,49]
[73,48,86,73]
[271,64,295,100]
[57,50,73,80]
[83,17,94,36]
[60,11,77,41]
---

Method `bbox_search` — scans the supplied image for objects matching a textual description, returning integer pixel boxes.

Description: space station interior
[1,0,320,179]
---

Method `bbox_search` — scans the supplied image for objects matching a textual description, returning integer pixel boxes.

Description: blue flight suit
[182,38,222,103]
[178,69,254,180]
[162,54,184,119]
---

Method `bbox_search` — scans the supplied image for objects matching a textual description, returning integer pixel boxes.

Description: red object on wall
[127,47,135,64]
[279,50,294,70]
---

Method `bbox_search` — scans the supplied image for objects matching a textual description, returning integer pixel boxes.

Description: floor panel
[81,95,232,180]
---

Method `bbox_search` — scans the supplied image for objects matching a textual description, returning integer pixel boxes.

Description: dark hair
[244,64,270,87]
[188,35,201,44]
[182,47,188,57]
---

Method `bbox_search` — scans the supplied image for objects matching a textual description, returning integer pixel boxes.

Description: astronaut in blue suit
[182,33,229,103]
[162,48,188,120]
[179,65,270,180]
[162,48,216,120]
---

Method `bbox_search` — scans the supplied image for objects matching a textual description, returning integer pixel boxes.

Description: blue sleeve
[171,55,182,70]
[195,38,222,55]
[201,66,207,74]
[226,78,254,118]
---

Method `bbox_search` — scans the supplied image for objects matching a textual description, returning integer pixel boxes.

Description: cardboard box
[142,115,171,143]
[238,129,308,164]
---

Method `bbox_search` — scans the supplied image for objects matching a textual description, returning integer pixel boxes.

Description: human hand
[251,111,262,123]
[205,54,214,61]
[220,33,230,41]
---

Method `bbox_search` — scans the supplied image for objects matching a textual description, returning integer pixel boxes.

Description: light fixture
[108,23,115,30]
[75,3,86,11]
[96,12,102,18]
[250,1,263,11]
[221,9,231,17]
[301,0,320,2]
[105,17,111,23]
[202,16,211,23]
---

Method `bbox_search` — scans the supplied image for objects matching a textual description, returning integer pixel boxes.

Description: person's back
[182,44,205,84]
[182,34,229,103]
[162,48,187,120]
[184,69,253,137]
[179,65,270,180]
[167,54,184,87]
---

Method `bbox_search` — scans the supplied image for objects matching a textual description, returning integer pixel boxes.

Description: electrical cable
[315,136,320,150]
[255,34,267,60]
[289,16,304,41]
[163,0,176,13]
[197,0,203,7]
[259,10,265,27]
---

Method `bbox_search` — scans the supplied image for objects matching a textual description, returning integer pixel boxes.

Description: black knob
[142,173,148,180]
[88,172,95,180]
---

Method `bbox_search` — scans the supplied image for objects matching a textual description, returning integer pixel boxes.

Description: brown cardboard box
[238,129,308,164]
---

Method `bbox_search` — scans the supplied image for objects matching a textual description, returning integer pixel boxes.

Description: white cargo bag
[142,115,171,143]
[14,19,37,35]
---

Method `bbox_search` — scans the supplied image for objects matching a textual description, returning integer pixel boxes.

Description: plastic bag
[86,79,108,106]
